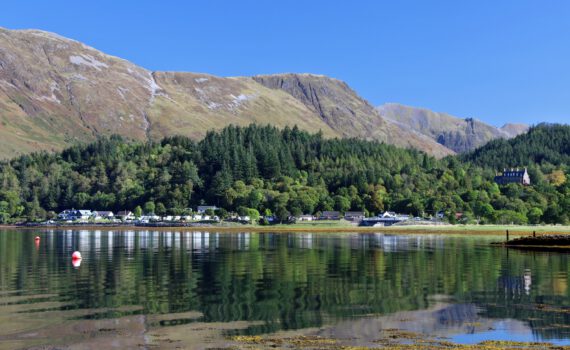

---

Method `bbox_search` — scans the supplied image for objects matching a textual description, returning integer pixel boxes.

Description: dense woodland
[0,123,568,224]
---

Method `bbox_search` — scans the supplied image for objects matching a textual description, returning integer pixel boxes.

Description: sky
[1,0,569,126]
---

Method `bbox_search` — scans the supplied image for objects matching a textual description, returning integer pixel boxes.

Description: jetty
[494,232,570,251]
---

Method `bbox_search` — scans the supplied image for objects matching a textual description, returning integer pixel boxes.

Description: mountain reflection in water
[0,229,569,349]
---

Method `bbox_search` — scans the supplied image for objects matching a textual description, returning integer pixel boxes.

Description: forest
[0,123,568,224]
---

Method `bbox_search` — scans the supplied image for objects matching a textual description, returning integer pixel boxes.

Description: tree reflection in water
[0,229,569,348]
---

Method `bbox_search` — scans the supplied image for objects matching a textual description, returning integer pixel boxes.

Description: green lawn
[383,224,570,233]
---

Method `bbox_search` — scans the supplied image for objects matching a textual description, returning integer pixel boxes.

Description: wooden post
[533,231,536,237]
[506,230,509,242]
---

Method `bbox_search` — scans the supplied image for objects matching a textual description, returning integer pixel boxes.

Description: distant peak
[501,122,528,128]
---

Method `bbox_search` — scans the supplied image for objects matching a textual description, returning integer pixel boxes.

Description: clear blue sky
[1,0,569,126]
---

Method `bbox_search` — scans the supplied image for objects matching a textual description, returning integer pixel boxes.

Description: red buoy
[35,236,40,241]
[72,251,82,260]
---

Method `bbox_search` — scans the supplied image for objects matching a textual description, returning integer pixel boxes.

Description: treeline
[0,124,568,224]
[461,123,570,168]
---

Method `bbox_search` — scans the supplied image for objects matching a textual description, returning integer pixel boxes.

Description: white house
[381,211,410,221]
[116,211,135,221]
[92,211,114,220]
[344,211,365,221]
[140,213,160,222]
[75,210,92,221]
[58,209,92,221]
[297,215,314,221]
[57,209,74,221]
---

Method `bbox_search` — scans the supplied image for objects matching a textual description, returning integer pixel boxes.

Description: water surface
[0,229,569,349]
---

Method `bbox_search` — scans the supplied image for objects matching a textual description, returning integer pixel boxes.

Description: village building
[116,211,135,221]
[296,214,315,221]
[57,209,74,221]
[381,211,410,221]
[344,211,365,221]
[238,215,251,222]
[494,168,531,185]
[320,211,341,220]
[75,210,92,221]
[360,211,412,227]
[57,209,92,221]
[92,211,114,220]
[197,205,217,214]
[139,213,160,222]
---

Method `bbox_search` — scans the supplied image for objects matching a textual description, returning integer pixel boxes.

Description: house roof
[499,168,528,176]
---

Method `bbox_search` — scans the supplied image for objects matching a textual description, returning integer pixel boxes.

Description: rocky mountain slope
[0,28,456,159]
[377,103,528,153]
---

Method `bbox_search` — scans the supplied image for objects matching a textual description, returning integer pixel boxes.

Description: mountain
[377,103,529,153]
[0,27,454,159]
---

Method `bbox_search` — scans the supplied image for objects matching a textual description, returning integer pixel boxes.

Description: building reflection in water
[43,230,455,257]
[498,269,532,296]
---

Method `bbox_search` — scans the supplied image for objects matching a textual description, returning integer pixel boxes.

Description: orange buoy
[72,251,82,260]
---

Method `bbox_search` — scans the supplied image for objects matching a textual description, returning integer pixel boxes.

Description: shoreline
[1,223,570,235]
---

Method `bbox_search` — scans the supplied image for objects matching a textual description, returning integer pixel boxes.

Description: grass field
[3,222,570,235]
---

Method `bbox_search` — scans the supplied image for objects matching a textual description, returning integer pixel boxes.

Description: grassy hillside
[0,28,452,159]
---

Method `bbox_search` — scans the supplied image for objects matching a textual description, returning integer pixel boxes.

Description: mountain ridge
[0,27,459,159]
[0,27,529,159]
[377,103,529,153]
